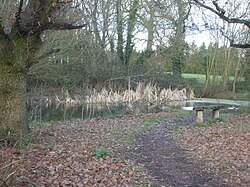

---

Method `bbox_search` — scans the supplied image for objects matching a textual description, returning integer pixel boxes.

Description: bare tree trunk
[222,47,234,91]
[0,39,30,138]
[92,0,103,47]
[0,0,86,139]
[171,0,187,77]
[101,0,111,46]
[124,0,139,65]
[244,50,250,82]
[116,0,124,63]
[232,54,242,95]
[146,6,155,51]
[203,49,216,96]
[0,68,29,137]
[0,28,41,137]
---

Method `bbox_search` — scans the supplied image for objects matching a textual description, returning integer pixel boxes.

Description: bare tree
[169,0,190,76]
[137,0,158,51]
[124,0,139,65]
[0,0,86,137]
[82,0,116,48]
[193,0,250,48]
[153,0,190,76]
[116,0,124,63]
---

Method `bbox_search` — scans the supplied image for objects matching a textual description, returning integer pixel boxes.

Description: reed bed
[84,83,194,104]
[29,83,195,121]
[41,83,195,107]
[85,83,195,105]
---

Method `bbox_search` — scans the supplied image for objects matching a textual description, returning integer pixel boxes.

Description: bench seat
[193,105,224,123]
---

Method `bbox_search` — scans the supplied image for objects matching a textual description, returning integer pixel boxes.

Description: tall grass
[84,82,195,105]
[42,82,194,107]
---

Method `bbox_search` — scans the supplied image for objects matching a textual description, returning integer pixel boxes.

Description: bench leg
[212,109,220,119]
[196,110,203,123]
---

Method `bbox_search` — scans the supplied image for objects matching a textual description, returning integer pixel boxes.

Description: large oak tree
[0,0,86,138]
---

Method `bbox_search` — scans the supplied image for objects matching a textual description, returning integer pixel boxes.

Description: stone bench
[193,105,224,123]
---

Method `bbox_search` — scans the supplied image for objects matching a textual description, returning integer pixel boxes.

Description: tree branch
[16,0,24,24]
[193,0,250,49]
[193,0,250,29]
[212,0,225,15]
[17,0,87,35]
[0,17,6,38]
[18,0,54,34]
[219,28,250,49]
[183,4,192,21]
[42,22,87,31]
[11,0,24,32]
[230,43,250,49]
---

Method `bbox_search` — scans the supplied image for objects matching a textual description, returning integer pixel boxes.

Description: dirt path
[9,110,247,186]
[123,115,231,187]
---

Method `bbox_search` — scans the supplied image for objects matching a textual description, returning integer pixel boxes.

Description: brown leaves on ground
[175,113,250,187]
[3,111,249,186]
[12,112,170,187]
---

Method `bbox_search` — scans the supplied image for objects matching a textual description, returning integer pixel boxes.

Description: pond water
[29,98,249,123]
[180,99,241,110]
[184,98,250,107]
[29,103,116,123]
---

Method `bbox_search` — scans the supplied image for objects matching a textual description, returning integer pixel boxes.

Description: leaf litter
[175,113,250,187]
[13,112,172,186]
[3,111,249,186]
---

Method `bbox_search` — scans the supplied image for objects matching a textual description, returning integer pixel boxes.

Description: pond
[29,103,117,123]
[29,98,250,123]
[180,98,249,111]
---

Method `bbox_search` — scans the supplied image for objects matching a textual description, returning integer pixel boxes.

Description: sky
[134,0,249,51]
[134,30,213,51]
[185,31,213,47]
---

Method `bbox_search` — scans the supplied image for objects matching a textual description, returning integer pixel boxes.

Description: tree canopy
[193,0,250,48]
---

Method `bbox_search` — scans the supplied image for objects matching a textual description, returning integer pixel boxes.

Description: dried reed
[85,82,195,105]
[43,82,195,107]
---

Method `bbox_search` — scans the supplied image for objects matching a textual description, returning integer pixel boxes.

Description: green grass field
[182,73,206,83]
[182,73,249,100]
[182,73,243,83]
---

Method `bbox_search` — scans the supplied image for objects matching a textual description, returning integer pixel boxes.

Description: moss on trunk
[0,64,29,138]
[0,34,41,139]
